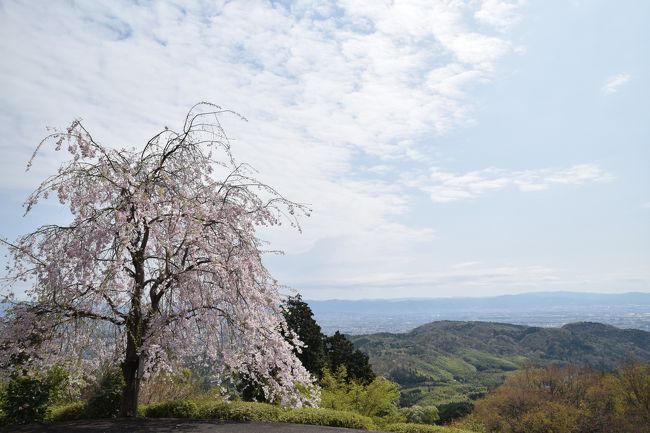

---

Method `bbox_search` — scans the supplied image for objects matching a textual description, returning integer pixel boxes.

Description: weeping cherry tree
[0,103,318,416]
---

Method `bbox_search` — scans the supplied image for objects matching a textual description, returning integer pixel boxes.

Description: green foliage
[142,398,374,430]
[383,422,476,433]
[2,374,51,424]
[283,295,327,377]
[279,407,375,430]
[43,365,69,405]
[204,400,281,422]
[46,401,87,422]
[84,367,124,419]
[139,368,202,405]
[320,366,404,425]
[43,364,86,405]
[436,400,474,424]
[400,404,440,425]
[143,399,282,422]
[352,321,650,411]
[324,331,375,383]
[0,366,83,426]
[143,399,199,418]
[0,379,6,426]
[235,373,269,403]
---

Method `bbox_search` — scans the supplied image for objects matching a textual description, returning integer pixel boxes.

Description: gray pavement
[2,419,376,433]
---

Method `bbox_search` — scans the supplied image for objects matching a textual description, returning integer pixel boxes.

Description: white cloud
[602,73,630,94]
[292,262,561,299]
[23,1,642,300]
[475,0,526,31]
[404,163,614,203]
[0,1,524,253]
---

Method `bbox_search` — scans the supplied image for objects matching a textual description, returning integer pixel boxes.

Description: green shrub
[320,367,404,425]
[85,367,124,419]
[46,401,87,422]
[220,401,281,422]
[2,374,51,424]
[401,405,440,425]
[141,397,377,430]
[144,399,281,422]
[436,400,474,423]
[383,422,475,433]
[280,407,375,430]
[0,380,6,426]
[142,399,373,430]
[139,369,202,405]
[143,399,199,418]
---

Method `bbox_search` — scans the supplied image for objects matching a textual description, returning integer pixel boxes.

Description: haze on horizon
[0,1,648,300]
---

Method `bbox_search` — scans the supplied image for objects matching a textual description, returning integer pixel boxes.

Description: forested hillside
[351,321,650,411]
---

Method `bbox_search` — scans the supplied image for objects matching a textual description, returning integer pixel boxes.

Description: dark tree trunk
[120,330,142,417]
[116,214,152,418]
[120,243,146,417]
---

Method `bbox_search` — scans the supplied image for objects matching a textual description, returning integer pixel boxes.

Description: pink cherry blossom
[0,103,318,416]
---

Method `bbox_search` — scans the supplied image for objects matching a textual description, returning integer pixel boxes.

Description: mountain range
[308,291,650,334]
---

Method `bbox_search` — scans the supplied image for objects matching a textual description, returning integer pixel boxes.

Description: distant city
[307,292,650,335]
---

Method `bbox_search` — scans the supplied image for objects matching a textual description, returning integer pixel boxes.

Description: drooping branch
[1,102,318,410]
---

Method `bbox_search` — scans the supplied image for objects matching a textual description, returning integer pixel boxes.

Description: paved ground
[3,419,375,433]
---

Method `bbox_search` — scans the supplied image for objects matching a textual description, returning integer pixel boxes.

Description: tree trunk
[120,278,144,416]
[120,226,148,417]
[120,332,141,417]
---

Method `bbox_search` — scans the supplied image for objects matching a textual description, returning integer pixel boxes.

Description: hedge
[46,402,87,422]
[383,422,476,433]
[280,407,375,430]
[143,399,375,430]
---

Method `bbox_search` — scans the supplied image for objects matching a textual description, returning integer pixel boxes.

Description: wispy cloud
[602,73,630,94]
[291,263,562,298]
[403,164,614,203]
[475,0,526,31]
[0,0,525,255]
[3,1,636,298]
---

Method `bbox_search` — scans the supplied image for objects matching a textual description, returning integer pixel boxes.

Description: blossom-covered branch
[0,102,318,416]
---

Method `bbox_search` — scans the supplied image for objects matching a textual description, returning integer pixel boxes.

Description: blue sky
[0,0,648,299]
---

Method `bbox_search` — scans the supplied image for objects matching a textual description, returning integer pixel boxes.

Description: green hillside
[350,321,650,408]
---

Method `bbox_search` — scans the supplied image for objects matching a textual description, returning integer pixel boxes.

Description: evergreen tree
[282,295,327,377]
[324,331,375,384]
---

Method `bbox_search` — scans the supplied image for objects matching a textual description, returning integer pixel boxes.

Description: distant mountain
[350,320,650,407]
[307,292,650,334]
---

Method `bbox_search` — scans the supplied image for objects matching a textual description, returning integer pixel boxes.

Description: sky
[0,0,648,300]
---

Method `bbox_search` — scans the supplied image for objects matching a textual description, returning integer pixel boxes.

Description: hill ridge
[350,320,650,407]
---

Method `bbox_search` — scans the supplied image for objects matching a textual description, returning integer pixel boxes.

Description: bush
[218,401,281,422]
[143,399,282,422]
[142,399,374,430]
[0,380,6,426]
[436,400,474,423]
[46,401,87,422]
[401,405,440,425]
[320,367,404,425]
[143,399,199,418]
[2,374,51,424]
[139,369,201,405]
[44,364,85,405]
[280,407,375,430]
[383,422,475,433]
[85,367,124,419]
